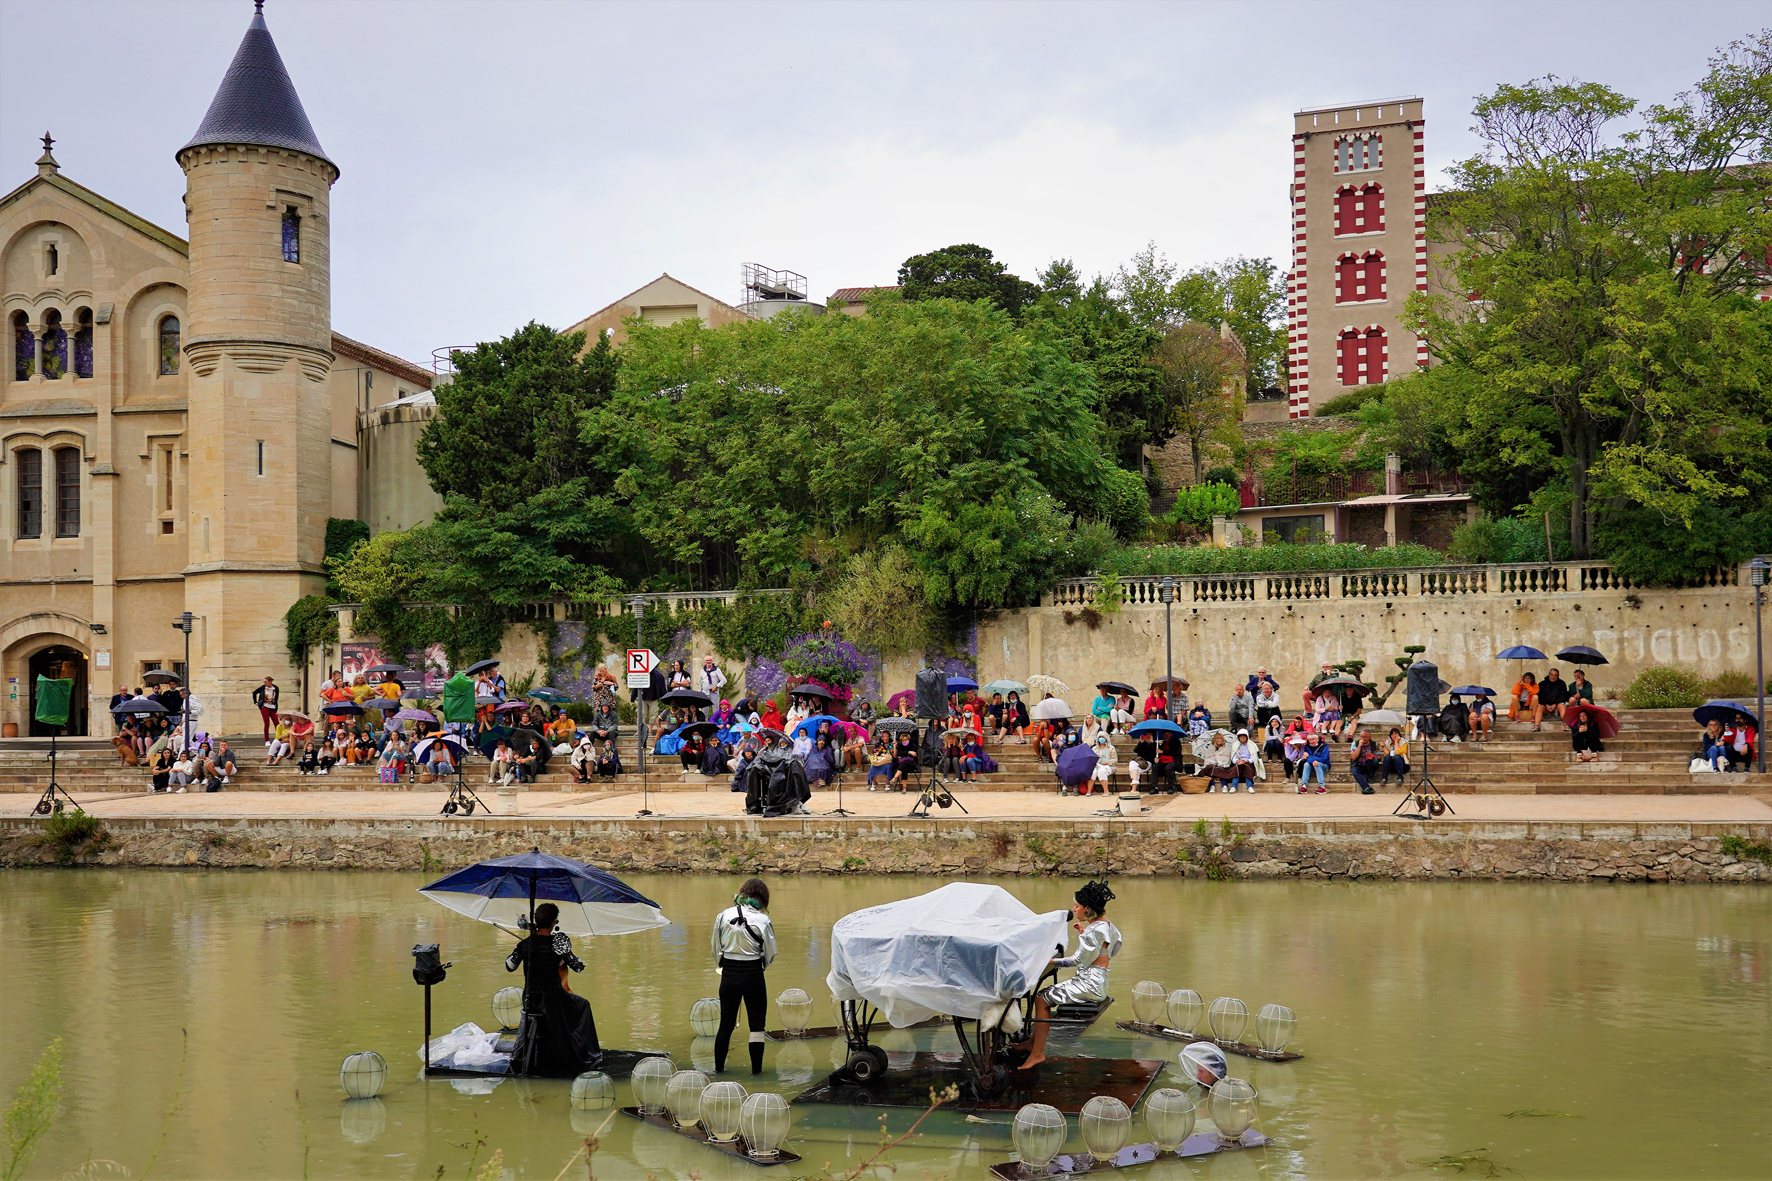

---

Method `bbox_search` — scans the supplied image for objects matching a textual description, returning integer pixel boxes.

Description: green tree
[1152,322,1244,482]
[1420,37,1772,556]
[899,244,1042,318]
[1032,270,1167,468]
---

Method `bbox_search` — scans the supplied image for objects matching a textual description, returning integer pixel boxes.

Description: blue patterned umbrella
[419,849,669,938]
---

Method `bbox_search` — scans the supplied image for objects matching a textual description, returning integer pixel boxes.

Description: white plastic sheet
[417,1021,509,1071]
[826,883,1068,1027]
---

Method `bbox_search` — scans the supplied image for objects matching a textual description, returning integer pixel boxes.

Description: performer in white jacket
[710,876,778,1075]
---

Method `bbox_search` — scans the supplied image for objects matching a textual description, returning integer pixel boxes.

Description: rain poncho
[827,883,1067,1027]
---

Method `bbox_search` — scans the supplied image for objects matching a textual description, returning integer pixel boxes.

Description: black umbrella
[674,721,719,741]
[734,696,759,714]
[660,688,714,708]
[790,684,835,700]
[360,698,400,711]
[1096,680,1139,697]
[1313,676,1372,699]
[141,670,183,685]
[115,698,169,715]
[874,716,919,734]
[475,695,501,707]
[464,659,501,675]
[323,701,364,715]
[1557,646,1608,665]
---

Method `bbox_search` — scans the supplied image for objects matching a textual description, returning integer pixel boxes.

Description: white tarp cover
[826,882,1068,1027]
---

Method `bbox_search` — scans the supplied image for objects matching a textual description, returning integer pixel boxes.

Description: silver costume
[1041,918,1122,1007]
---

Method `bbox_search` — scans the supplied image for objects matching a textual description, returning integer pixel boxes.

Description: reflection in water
[1,871,1767,1179]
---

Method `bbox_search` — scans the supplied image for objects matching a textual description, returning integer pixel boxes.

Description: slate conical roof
[180,5,334,171]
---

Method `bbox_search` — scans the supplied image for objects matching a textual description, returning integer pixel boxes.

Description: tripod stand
[1392,722,1455,819]
[31,731,82,816]
[440,764,485,816]
[908,770,969,818]
[826,762,854,816]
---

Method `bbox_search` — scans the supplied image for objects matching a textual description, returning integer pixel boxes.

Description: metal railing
[521,588,797,623]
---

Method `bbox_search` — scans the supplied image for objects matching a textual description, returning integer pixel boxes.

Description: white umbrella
[1027,675,1070,697]
[1361,709,1408,726]
[1030,698,1072,721]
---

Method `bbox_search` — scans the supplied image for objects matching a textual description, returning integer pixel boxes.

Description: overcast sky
[1,0,1761,367]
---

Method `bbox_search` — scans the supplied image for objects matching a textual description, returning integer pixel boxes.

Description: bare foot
[1018,1053,1046,1071]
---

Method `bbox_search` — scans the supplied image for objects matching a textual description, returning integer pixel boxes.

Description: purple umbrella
[494,701,529,713]
[1056,744,1099,787]
[394,708,436,723]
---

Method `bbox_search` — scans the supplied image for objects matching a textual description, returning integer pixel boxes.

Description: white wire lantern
[1207,996,1249,1044]
[1255,1004,1297,1053]
[777,988,813,1034]
[338,1051,386,1099]
[1165,989,1204,1034]
[1209,1077,1259,1143]
[631,1055,674,1115]
[1012,1103,1067,1174]
[1078,1096,1131,1164]
[569,1071,614,1111]
[665,1069,711,1128]
[1130,980,1167,1025]
[690,1036,718,1075]
[689,997,722,1037]
[740,1092,792,1159]
[491,986,524,1030]
[701,1081,747,1143]
[339,1098,386,1145]
[1143,1088,1197,1155]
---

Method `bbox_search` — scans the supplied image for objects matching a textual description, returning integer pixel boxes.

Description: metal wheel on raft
[837,999,888,1083]
[950,1016,1020,1097]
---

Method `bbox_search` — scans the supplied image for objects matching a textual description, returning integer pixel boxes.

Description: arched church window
[74,308,93,379]
[40,310,67,380]
[159,316,180,376]
[54,446,81,537]
[12,312,32,381]
[16,448,42,539]
[282,208,301,263]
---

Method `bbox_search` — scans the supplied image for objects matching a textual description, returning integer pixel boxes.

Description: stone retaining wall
[6,817,1767,884]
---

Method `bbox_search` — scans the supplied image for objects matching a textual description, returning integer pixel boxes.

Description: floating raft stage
[423,1046,667,1080]
[797,1052,1166,1115]
[1114,1022,1303,1062]
[764,999,1110,1043]
[986,1130,1274,1179]
[616,1108,802,1167]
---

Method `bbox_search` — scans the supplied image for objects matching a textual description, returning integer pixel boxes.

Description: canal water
[2,870,1767,1180]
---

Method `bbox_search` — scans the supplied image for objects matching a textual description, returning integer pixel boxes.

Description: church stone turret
[176,1,337,731]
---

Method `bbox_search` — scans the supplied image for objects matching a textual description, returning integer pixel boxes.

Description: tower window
[282,207,301,263]
[158,316,180,375]
[12,312,32,380]
[1334,133,1382,173]
[16,448,42,539]
[1335,251,1386,304]
[40,310,67,380]
[1333,184,1384,235]
[1338,327,1388,386]
[257,440,265,477]
[74,308,93,379]
[163,446,175,511]
[54,447,81,537]
[45,243,58,276]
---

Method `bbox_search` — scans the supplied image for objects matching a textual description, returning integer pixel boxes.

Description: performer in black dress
[505,902,601,1077]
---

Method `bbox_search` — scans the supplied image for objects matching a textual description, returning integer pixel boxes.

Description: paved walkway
[9,787,1769,824]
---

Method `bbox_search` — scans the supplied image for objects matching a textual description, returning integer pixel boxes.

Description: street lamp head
[1159,576,1176,604]
[1751,557,1769,587]
[627,596,650,619]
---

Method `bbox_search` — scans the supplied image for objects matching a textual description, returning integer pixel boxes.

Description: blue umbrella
[527,687,572,704]
[947,677,978,693]
[1452,686,1496,697]
[1056,744,1099,787]
[791,714,844,739]
[322,701,364,715]
[1129,718,1185,736]
[419,849,670,938]
[1693,700,1758,728]
[1496,645,1547,660]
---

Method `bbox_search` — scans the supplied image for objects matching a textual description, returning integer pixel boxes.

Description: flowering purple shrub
[780,630,868,687]
[746,657,786,697]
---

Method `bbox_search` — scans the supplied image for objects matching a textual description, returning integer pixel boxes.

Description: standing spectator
[1245,666,1279,698]
[1347,731,1382,794]
[699,657,727,696]
[1227,684,1255,733]
[1298,732,1330,794]
[1535,669,1570,731]
[668,661,694,692]
[252,676,280,742]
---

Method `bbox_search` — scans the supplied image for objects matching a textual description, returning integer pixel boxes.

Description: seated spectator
[1298,732,1330,794]
[1262,714,1285,765]
[851,699,877,728]
[169,750,196,790]
[1246,667,1279,699]
[1155,734,1182,792]
[984,692,1007,737]
[842,724,869,769]
[1348,731,1382,795]
[1439,695,1471,743]
[1562,669,1596,721]
[1509,672,1539,723]
[267,716,292,766]
[1311,691,1341,732]
[1724,713,1758,770]
[1306,662,1337,709]
[1571,707,1604,763]
[1083,732,1115,795]
[113,720,143,766]
[806,734,839,786]
[148,746,174,793]
[1227,686,1255,733]
[203,740,237,785]
[1143,689,1169,720]
[1127,753,1151,791]
[889,732,919,788]
[1254,680,1282,730]
[758,700,786,733]
[427,740,457,779]
[1186,703,1212,738]
[488,739,515,784]
[1468,694,1495,742]
[1381,727,1410,785]
[1077,715,1103,747]
[1700,718,1738,773]
[1229,729,1259,792]
[316,733,340,774]
[865,741,894,790]
[1033,718,1058,763]
[1091,689,1115,733]
[569,736,595,783]
[1110,693,1137,734]
[961,731,996,783]
[1201,731,1236,792]
[999,691,1029,741]
[680,733,707,771]
[546,709,576,746]
[1535,669,1571,730]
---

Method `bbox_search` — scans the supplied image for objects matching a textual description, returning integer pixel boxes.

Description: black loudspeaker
[412,943,449,986]
[914,668,948,719]
[1406,660,1448,715]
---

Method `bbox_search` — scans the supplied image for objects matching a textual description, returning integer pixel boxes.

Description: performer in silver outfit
[1020,879,1119,1069]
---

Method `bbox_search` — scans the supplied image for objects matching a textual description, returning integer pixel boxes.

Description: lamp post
[1751,557,1767,774]
[628,596,652,816]
[1159,577,1177,722]
[171,611,194,752]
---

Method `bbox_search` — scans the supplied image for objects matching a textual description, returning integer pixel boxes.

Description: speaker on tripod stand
[1395,660,1456,819]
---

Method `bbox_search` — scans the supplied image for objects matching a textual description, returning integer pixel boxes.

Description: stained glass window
[11,312,31,381]
[40,311,67,380]
[16,449,42,539]
[159,316,180,376]
[74,309,93,379]
[282,208,300,263]
[55,447,80,537]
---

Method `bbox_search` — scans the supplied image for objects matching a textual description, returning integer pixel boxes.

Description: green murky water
[1,871,1767,1180]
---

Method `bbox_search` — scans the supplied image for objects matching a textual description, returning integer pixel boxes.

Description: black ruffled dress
[505,930,601,1077]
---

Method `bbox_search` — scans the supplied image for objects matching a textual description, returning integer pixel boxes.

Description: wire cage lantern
[701,1080,747,1143]
[631,1055,674,1115]
[1012,1103,1067,1174]
[777,988,813,1034]
[1208,996,1249,1044]
[1166,989,1204,1034]
[338,1051,387,1099]
[570,1071,614,1111]
[1209,1077,1259,1143]
[491,986,524,1030]
[740,1091,792,1159]
[339,1098,387,1145]
[1143,1088,1197,1155]
[1255,1004,1297,1054]
[665,1069,711,1128]
[689,997,722,1037]
[1130,980,1167,1025]
[690,1036,718,1075]
[1079,1095,1132,1163]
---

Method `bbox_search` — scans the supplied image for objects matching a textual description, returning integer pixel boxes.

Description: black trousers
[715,958,768,1074]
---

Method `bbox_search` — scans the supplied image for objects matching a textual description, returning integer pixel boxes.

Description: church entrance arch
[2,617,96,738]
[28,646,89,735]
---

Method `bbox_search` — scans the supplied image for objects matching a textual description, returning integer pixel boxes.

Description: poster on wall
[339,643,387,684]
[339,641,450,694]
